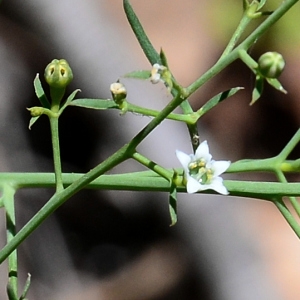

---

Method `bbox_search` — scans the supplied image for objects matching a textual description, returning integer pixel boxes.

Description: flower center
[188,159,213,184]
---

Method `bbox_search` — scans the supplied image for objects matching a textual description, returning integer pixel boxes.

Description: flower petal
[209,177,229,195]
[186,176,202,193]
[195,140,212,161]
[151,73,161,84]
[175,150,191,170]
[211,160,231,176]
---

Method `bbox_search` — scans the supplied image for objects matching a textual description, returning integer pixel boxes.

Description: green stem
[127,103,194,124]
[238,49,258,70]
[238,0,299,50]
[229,128,300,174]
[219,12,252,60]
[280,160,300,172]
[50,88,65,112]
[129,92,184,149]
[275,170,300,218]
[49,116,64,193]
[228,158,300,174]
[1,85,185,262]
[2,172,300,197]
[0,91,190,264]
[186,0,299,97]
[3,171,300,264]
[132,152,173,180]
[227,157,276,173]
[277,128,300,160]
[3,184,18,300]
[123,0,198,151]
[273,197,300,238]
[244,160,300,173]
[0,146,130,265]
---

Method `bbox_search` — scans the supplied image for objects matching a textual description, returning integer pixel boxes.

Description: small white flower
[150,63,167,84]
[176,140,230,195]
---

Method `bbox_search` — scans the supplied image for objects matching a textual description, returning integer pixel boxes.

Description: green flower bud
[257,52,285,79]
[110,82,127,104]
[44,59,73,89]
[27,106,55,118]
[27,106,45,117]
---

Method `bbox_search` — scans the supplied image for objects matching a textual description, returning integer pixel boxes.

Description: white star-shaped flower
[176,140,230,195]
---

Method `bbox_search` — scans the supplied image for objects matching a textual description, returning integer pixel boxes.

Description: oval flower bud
[257,52,285,79]
[27,106,45,117]
[110,82,127,104]
[44,59,73,89]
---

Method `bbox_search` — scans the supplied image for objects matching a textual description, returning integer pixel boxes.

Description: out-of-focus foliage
[206,0,300,52]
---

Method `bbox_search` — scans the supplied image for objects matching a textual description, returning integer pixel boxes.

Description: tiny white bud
[110,82,127,104]
[150,63,167,84]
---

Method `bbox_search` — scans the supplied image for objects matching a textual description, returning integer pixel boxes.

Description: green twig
[238,49,258,70]
[123,0,198,151]
[277,128,300,160]
[127,103,194,123]
[227,157,276,173]
[1,87,186,262]
[219,11,252,60]
[3,184,18,300]
[0,90,191,264]
[49,116,64,193]
[275,170,300,218]
[186,0,299,97]
[273,197,300,238]
[2,172,300,198]
[0,146,130,265]
[132,152,173,180]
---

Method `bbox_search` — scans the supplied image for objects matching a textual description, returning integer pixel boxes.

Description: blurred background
[0,0,300,299]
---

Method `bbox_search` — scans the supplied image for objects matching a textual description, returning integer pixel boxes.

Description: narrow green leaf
[243,0,249,10]
[19,273,31,300]
[169,182,178,226]
[123,0,161,65]
[197,87,243,116]
[159,49,169,68]
[28,116,40,130]
[257,0,267,10]
[69,98,118,110]
[33,74,50,108]
[266,78,287,94]
[59,89,81,114]
[250,75,264,105]
[123,70,151,80]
